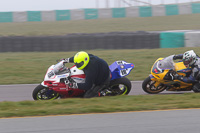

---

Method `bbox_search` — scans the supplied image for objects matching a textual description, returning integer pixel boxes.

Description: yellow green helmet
[74,51,90,70]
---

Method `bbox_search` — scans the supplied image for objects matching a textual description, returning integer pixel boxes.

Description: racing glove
[60,58,70,63]
[173,54,183,60]
[169,70,180,80]
[176,75,184,81]
[171,73,183,81]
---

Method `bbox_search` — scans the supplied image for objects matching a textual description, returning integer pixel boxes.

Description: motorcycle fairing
[151,57,170,81]
[109,60,134,80]
[41,61,86,97]
[175,62,192,77]
[70,65,85,83]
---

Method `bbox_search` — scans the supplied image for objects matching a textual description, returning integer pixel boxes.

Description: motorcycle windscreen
[158,55,175,70]
[152,55,175,74]
[53,61,69,75]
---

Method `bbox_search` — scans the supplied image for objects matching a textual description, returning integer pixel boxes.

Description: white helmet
[183,50,197,67]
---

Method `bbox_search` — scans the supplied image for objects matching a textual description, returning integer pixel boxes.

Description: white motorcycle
[32,60,134,100]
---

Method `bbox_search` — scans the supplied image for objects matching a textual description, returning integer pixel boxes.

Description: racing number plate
[48,71,55,78]
[120,69,127,76]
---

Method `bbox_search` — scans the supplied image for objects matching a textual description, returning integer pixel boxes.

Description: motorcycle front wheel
[108,77,132,96]
[142,77,166,94]
[32,85,59,100]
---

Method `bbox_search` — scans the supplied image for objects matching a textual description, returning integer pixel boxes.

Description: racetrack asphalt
[1,108,200,133]
[0,81,192,102]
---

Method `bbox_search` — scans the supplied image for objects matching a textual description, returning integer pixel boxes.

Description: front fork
[149,74,162,88]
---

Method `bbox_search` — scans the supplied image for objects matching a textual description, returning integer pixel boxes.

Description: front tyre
[32,85,59,100]
[142,77,166,94]
[108,77,132,96]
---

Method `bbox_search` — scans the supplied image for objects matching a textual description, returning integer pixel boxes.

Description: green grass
[0,47,200,84]
[0,14,200,36]
[0,93,200,118]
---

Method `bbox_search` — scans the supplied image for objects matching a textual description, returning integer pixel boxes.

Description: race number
[120,69,128,76]
[116,61,123,65]
[48,71,54,78]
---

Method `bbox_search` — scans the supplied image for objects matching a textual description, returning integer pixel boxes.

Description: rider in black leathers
[63,51,110,98]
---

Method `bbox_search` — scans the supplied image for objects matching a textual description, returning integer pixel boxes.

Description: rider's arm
[77,65,97,90]
[63,57,74,63]
[68,57,74,63]
[173,54,183,60]
[178,67,199,83]
[77,73,94,90]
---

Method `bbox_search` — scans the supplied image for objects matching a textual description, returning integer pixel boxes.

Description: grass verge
[1,47,200,84]
[0,14,200,36]
[0,93,200,118]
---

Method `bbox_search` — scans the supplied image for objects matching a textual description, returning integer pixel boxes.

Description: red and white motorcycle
[32,60,134,100]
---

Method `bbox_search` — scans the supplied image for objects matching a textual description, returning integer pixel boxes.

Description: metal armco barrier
[0,31,160,52]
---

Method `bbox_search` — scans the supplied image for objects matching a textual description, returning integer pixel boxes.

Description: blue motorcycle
[106,60,134,96]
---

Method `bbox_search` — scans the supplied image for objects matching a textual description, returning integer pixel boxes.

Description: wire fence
[95,0,200,8]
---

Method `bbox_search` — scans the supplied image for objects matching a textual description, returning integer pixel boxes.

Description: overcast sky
[0,0,199,12]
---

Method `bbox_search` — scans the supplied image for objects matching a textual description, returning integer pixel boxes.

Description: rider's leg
[83,72,110,98]
[83,85,101,98]
[193,83,200,92]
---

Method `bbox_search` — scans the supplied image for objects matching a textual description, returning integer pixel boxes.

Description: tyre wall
[185,31,200,47]
[159,30,200,48]
[160,32,185,48]
[0,31,160,52]
[1,30,200,52]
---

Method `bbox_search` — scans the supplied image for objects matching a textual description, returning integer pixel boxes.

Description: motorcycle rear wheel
[142,77,166,94]
[32,85,59,100]
[108,77,132,96]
